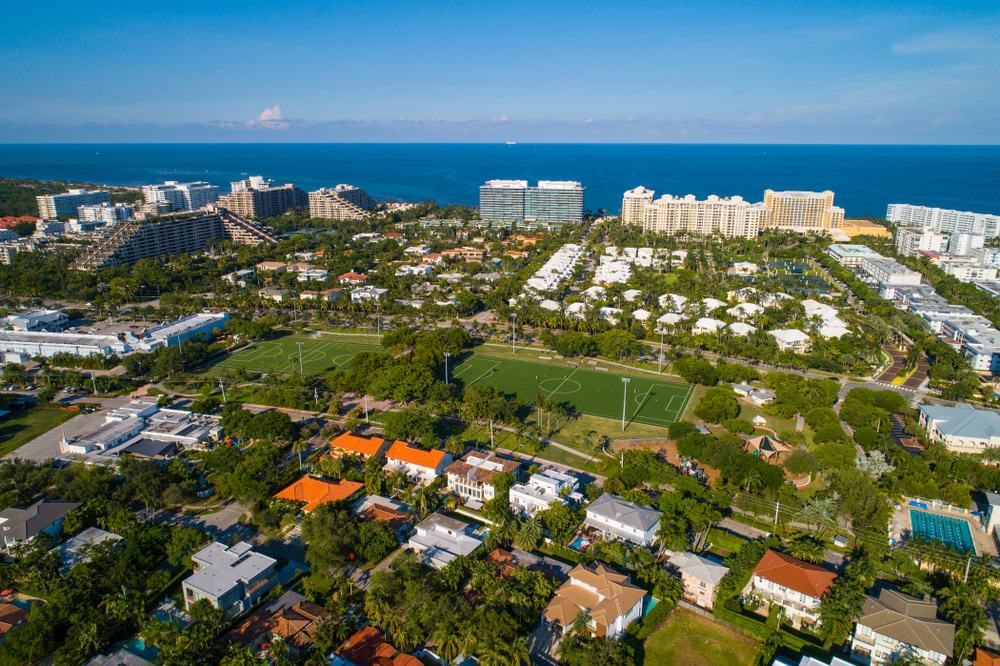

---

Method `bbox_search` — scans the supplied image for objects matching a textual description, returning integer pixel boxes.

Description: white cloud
[891,30,998,55]
[491,115,510,124]
[246,105,288,130]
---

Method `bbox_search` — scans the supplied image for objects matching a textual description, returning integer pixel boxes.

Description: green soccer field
[450,354,692,428]
[214,336,381,375]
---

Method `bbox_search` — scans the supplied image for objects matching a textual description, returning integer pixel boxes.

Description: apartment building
[895,227,949,257]
[308,184,376,220]
[763,190,845,233]
[77,202,135,225]
[827,243,883,267]
[887,203,1000,238]
[36,189,110,218]
[850,588,954,666]
[621,191,766,239]
[218,176,307,219]
[858,257,923,287]
[445,452,520,504]
[918,403,1000,454]
[479,179,584,226]
[141,180,219,212]
[73,210,277,270]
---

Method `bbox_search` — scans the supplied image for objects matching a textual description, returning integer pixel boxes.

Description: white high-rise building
[37,189,111,219]
[141,181,219,212]
[895,227,949,256]
[947,233,986,257]
[479,179,584,226]
[763,190,845,233]
[887,203,1000,238]
[621,191,766,239]
[77,202,135,225]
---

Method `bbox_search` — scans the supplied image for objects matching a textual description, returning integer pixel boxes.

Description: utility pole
[620,377,630,431]
[964,556,972,584]
[297,341,304,375]
[658,331,664,373]
[444,352,451,385]
[218,378,227,403]
[90,372,98,395]
[620,452,624,469]
[489,419,495,448]
[773,500,781,527]
[364,394,369,422]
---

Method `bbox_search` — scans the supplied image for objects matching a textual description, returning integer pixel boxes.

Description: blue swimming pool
[569,536,590,551]
[910,509,975,553]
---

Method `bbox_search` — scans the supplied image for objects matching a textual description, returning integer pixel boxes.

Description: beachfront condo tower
[763,189,845,233]
[479,179,584,227]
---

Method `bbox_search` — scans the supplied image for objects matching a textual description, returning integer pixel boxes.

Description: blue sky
[2,0,999,143]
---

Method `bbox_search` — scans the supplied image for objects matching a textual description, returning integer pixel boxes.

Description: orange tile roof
[753,549,836,600]
[335,626,421,666]
[976,648,1000,666]
[274,475,364,512]
[330,432,388,458]
[385,441,448,470]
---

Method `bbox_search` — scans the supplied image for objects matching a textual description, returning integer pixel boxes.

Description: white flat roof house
[5,309,68,332]
[509,468,583,516]
[350,286,389,302]
[182,541,278,617]
[584,493,661,547]
[769,329,811,353]
[407,512,482,569]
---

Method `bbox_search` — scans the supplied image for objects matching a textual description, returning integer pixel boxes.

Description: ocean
[1,143,999,218]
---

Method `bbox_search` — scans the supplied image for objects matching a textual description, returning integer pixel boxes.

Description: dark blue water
[1,143,998,217]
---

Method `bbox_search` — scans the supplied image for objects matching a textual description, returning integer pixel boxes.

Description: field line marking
[466,361,501,387]
[545,367,578,400]
[631,384,654,419]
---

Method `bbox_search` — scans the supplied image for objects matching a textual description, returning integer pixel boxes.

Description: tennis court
[450,354,692,427]
[214,336,380,375]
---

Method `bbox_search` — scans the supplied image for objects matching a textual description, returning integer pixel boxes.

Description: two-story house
[544,563,647,639]
[445,451,520,505]
[667,551,729,610]
[745,549,836,629]
[384,441,452,485]
[583,493,661,547]
[407,512,483,569]
[0,500,80,554]
[182,541,278,617]
[509,468,584,516]
[850,588,954,666]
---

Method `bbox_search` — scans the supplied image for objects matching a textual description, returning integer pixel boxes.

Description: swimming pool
[569,536,590,551]
[909,509,975,553]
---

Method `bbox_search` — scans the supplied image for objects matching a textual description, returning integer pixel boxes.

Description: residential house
[332,626,421,666]
[226,591,331,656]
[584,493,661,547]
[384,441,452,485]
[667,551,729,609]
[258,287,288,303]
[975,648,1000,666]
[350,286,389,302]
[918,402,1000,454]
[0,603,29,639]
[330,431,391,460]
[406,512,482,569]
[441,247,487,262]
[273,475,364,513]
[299,288,342,302]
[544,563,647,639]
[445,451,520,504]
[745,549,836,628]
[338,271,367,285]
[488,547,573,581]
[254,261,287,273]
[354,495,410,531]
[182,541,278,617]
[0,499,80,554]
[296,268,329,282]
[509,468,584,516]
[769,329,812,353]
[850,588,954,666]
[53,526,122,574]
[693,317,726,335]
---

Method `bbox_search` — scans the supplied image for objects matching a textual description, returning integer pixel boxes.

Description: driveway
[154,502,254,542]
[527,621,561,666]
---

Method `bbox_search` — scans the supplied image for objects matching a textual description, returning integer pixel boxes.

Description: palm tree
[292,439,308,470]
[514,517,542,551]
[432,626,463,663]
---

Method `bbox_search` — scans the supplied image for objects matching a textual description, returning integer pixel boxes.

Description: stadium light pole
[511,313,517,353]
[297,341,304,375]
[658,330,664,374]
[621,377,630,431]
[444,352,451,384]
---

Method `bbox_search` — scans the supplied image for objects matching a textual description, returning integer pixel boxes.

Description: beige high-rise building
[763,190,844,233]
[621,186,655,225]
[308,184,376,220]
[621,190,765,239]
[217,177,306,219]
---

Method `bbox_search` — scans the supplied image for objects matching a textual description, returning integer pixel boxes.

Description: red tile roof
[385,441,448,470]
[273,475,363,512]
[330,432,388,458]
[753,549,836,599]
[335,626,421,666]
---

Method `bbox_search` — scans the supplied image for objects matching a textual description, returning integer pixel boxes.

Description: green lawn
[644,607,760,666]
[450,353,692,428]
[0,403,78,456]
[212,334,381,375]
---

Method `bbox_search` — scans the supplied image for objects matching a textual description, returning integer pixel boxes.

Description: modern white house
[350,286,389,302]
[182,542,278,617]
[918,402,1000,454]
[850,588,954,666]
[407,512,482,569]
[509,468,584,516]
[544,563,647,639]
[769,329,812,353]
[583,493,661,547]
[744,549,836,629]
